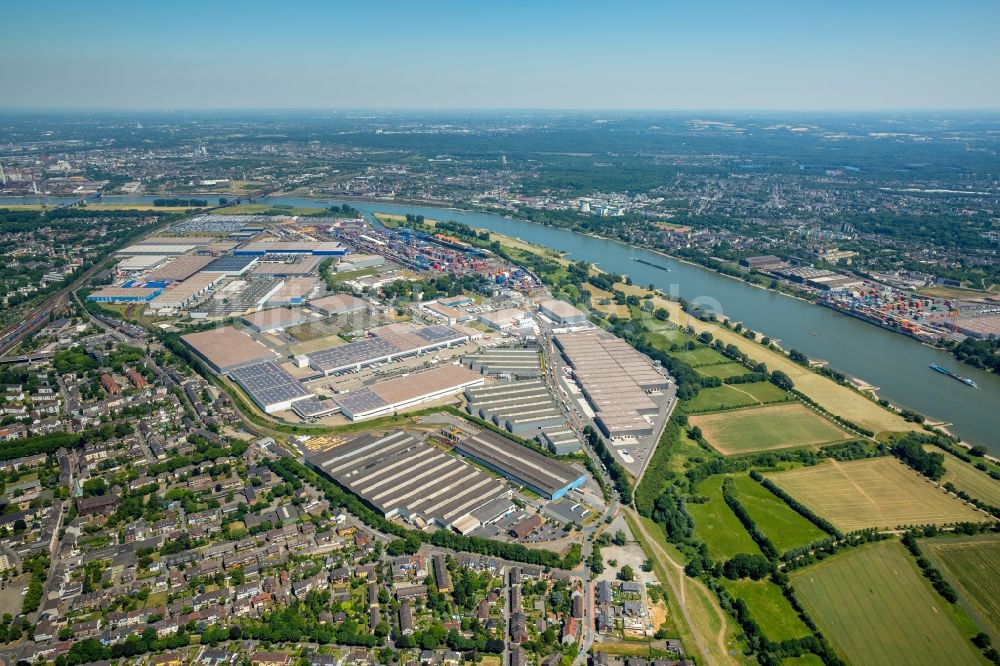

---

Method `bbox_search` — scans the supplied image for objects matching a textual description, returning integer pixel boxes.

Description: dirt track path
[628,508,740,665]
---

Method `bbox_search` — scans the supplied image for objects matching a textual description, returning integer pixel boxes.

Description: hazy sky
[3,0,999,110]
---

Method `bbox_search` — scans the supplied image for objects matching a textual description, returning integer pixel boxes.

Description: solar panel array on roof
[307,431,512,530]
[307,324,469,375]
[309,337,399,374]
[291,397,341,418]
[203,255,258,273]
[229,361,312,413]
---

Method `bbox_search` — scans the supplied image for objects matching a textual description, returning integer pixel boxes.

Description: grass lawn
[685,384,759,412]
[695,362,750,380]
[923,533,1000,638]
[719,578,812,642]
[766,457,991,532]
[930,446,1000,507]
[792,540,984,666]
[690,403,850,455]
[688,476,761,559]
[670,346,730,367]
[730,475,828,553]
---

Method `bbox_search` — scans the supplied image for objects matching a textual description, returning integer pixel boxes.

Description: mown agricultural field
[792,541,984,666]
[688,476,760,559]
[720,578,812,643]
[670,345,730,367]
[729,475,828,553]
[924,533,1000,637]
[930,447,1000,507]
[766,458,990,532]
[690,402,850,455]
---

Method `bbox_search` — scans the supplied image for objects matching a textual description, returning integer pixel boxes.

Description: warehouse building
[145,255,215,282]
[87,286,164,303]
[229,361,313,414]
[464,380,566,435]
[336,254,385,272]
[453,430,586,500]
[117,255,167,272]
[477,308,533,332]
[117,243,198,256]
[538,299,588,327]
[308,293,368,317]
[241,307,315,333]
[148,273,223,312]
[180,326,275,374]
[462,347,541,379]
[251,255,324,277]
[307,430,513,532]
[739,255,785,270]
[333,364,484,421]
[266,277,321,306]
[308,323,470,376]
[202,254,259,276]
[555,330,668,440]
[235,241,346,256]
[291,397,341,419]
[539,427,583,455]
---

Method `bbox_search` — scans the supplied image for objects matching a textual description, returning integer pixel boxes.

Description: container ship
[929,364,979,389]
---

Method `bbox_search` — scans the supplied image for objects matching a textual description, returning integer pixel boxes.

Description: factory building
[180,326,275,374]
[306,430,513,533]
[462,347,541,379]
[453,430,586,500]
[333,364,484,421]
[464,380,566,435]
[538,299,588,327]
[235,241,346,256]
[739,255,785,270]
[250,255,324,277]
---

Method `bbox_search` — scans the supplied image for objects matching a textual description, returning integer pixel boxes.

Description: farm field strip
[792,541,983,666]
[690,402,850,456]
[688,476,761,560]
[766,457,991,532]
[730,475,828,553]
[924,534,1000,638]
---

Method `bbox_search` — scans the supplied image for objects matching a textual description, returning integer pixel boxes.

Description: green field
[792,541,984,666]
[782,656,825,666]
[766,457,991,531]
[690,403,850,455]
[688,476,760,560]
[730,475,827,553]
[695,362,751,380]
[720,578,812,642]
[924,534,1000,638]
[670,346,730,367]
[736,381,792,404]
[685,384,759,412]
[930,447,1000,507]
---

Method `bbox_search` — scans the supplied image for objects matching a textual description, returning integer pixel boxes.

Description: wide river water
[4,194,998,452]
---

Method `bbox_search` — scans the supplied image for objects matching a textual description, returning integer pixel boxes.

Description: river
[3,194,998,451]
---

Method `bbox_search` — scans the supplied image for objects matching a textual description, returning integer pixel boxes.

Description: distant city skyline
[2,0,999,110]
